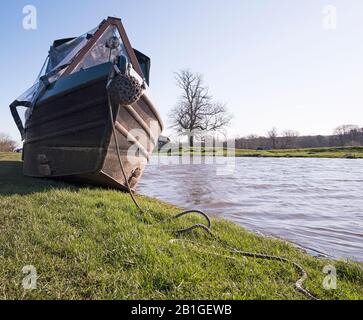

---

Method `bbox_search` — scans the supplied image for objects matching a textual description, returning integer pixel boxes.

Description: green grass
[0,152,23,161]
[0,152,362,300]
[159,146,363,159]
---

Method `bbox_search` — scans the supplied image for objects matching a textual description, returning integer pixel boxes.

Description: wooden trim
[114,121,150,160]
[141,94,164,131]
[124,105,156,145]
[113,19,143,77]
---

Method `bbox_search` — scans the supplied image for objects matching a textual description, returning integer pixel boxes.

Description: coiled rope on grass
[106,78,318,301]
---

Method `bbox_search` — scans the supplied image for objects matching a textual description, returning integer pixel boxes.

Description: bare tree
[0,133,17,152]
[267,127,279,149]
[334,124,360,146]
[170,70,231,147]
[281,130,300,149]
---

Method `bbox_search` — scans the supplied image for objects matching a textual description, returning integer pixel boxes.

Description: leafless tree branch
[169,70,232,146]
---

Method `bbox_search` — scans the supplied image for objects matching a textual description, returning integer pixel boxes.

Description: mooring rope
[106,71,319,301]
[169,238,318,300]
[106,92,143,212]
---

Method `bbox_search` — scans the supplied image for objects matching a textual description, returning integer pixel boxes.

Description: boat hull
[23,63,162,190]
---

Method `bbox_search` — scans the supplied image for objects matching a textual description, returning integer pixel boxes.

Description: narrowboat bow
[10,17,164,190]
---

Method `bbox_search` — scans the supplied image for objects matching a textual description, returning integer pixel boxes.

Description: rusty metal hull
[23,70,162,190]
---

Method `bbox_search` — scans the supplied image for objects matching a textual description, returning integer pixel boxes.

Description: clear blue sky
[1,0,363,143]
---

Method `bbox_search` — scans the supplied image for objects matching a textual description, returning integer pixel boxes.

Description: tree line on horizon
[234,125,363,150]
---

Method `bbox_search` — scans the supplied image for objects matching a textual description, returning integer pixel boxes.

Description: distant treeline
[234,125,363,150]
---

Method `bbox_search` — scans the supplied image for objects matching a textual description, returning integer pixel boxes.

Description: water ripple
[139,157,363,261]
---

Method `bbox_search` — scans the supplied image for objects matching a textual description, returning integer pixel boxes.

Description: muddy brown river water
[138,156,363,261]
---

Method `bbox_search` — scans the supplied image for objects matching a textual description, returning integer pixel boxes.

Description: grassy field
[0,152,362,300]
[159,146,363,159]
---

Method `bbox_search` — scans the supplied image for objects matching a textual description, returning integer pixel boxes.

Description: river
[138,156,363,261]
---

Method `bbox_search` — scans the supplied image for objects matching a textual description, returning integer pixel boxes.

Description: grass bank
[0,152,362,300]
[159,146,363,159]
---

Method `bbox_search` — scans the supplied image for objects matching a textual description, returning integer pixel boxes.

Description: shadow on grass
[0,161,89,196]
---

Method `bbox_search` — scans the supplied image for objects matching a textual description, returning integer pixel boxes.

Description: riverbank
[159,146,363,158]
[0,153,362,299]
